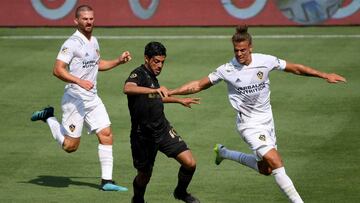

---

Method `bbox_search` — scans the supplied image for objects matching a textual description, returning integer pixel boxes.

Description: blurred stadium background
[0,1,359,202]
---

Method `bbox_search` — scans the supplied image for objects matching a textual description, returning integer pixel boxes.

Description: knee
[63,145,78,153]
[257,161,272,176]
[97,127,113,145]
[62,138,79,153]
[183,158,196,171]
[136,170,152,185]
[259,167,272,176]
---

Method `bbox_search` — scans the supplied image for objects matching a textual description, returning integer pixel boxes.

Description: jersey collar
[74,30,92,43]
[141,64,156,78]
[230,55,253,68]
[230,57,242,67]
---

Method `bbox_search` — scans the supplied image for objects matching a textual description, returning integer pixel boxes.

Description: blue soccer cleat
[100,180,128,192]
[31,106,54,122]
[214,144,225,165]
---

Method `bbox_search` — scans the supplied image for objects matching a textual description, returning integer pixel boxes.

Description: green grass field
[0,26,359,203]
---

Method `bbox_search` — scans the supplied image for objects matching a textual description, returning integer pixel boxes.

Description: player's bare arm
[123,82,169,97]
[98,51,132,71]
[53,59,94,91]
[170,76,213,95]
[162,96,200,108]
[285,61,346,83]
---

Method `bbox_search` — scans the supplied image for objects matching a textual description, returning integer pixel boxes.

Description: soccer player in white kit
[169,25,346,203]
[30,5,132,191]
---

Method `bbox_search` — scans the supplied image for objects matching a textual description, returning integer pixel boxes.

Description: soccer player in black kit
[123,41,201,203]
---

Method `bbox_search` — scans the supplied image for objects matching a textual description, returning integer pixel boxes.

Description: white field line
[1,34,360,40]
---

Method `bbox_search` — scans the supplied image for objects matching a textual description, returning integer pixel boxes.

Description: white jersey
[208,53,286,127]
[57,30,100,101]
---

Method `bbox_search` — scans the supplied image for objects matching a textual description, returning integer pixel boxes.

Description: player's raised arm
[170,76,213,96]
[99,51,132,71]
[284,61,346,83]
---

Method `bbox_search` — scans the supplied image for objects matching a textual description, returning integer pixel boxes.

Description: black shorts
[130,126,189,172]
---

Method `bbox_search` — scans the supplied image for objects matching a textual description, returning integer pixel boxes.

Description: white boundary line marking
[1,34,360,40]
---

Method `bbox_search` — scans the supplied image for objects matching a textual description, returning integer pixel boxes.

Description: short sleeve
[56,40,74,64]
[125,69,142,85]
[271,56,286,71]
[208,65,226,85]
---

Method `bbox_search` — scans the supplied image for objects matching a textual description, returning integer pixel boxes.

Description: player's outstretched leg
[31,106,54,122]
[100,179,128,192]
[214,144,224,165]
[214,144,259,172]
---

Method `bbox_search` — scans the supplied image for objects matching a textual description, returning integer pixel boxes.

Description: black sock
[132,177,147,203]
[175,166,195,195]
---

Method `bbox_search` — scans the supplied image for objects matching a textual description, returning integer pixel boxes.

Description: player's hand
[326,73,346,83]
[156,86,169,98]
[118,51,132,64]
[180,97,200,108]
[78,79,94,91]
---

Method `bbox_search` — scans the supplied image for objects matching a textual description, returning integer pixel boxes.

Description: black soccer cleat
[30,106,54,122]
[174,190,200,203]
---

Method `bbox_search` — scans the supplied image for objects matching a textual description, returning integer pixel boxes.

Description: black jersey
[125,65,169,141]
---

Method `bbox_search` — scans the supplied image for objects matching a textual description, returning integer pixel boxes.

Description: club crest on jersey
[259,134,266,142]
[69,124,76,132]
[130,73,137,78]
[257,71,263,80]
[61,47,68,54]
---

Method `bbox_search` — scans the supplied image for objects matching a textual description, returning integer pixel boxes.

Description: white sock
[98,144,113,180]
[272,167,303,203]
[220,147,259,172]
[46,117,65,146]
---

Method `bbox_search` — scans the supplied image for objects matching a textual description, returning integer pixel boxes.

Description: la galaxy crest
[69,124,76,132]
[259,134,266,142]
[61,47,68,54]
[257,71,263,80]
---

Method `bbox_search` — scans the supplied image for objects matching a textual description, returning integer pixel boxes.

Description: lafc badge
[130,73,137,78]
[69,124,76,132]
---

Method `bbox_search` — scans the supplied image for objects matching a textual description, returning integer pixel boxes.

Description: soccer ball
[275,0,343,24]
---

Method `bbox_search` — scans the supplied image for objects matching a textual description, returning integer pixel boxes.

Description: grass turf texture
[0,26,359,202]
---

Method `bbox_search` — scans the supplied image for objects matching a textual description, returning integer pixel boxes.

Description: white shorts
[60,93,111,138]
[236,117,277,160]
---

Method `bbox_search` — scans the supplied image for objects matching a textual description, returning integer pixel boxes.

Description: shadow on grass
[20,175,99,189]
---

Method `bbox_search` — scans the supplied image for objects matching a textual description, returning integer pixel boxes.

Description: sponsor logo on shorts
[259,134,266,141]
[69,124,76,132]
[170,128,182,142]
